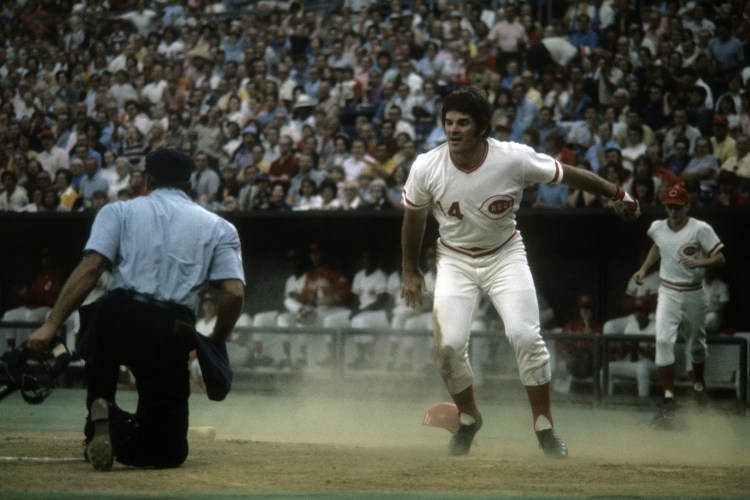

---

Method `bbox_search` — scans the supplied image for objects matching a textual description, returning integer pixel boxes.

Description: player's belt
[660,280,703,292]
[109,289,195,322]
[439,231,518,258]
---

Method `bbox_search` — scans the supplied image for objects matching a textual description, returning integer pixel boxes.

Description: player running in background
[400,86,640,459]
[633,185,725,426]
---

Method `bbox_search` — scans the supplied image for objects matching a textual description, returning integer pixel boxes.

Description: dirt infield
[1,388,749,498]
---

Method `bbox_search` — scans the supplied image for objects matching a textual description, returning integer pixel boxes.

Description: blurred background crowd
[0,0,748,215]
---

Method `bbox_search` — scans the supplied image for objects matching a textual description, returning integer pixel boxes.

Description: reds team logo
[679,243,701,257]
[479,195,514,219]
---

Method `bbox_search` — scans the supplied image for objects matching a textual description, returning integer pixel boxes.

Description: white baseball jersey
[404,139,562,255]
[352,268,388,309]
[647,218,724,290]
[284,273,307,303]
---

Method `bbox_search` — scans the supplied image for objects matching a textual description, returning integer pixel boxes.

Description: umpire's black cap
[145,148,193,182]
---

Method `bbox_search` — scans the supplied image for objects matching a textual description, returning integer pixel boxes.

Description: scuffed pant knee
[435,343,473,394]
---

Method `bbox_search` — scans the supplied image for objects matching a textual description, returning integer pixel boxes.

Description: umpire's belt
[109,289,195,322]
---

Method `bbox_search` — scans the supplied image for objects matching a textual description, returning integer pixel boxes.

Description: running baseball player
[633,184,725,425]
[401,87,640,458]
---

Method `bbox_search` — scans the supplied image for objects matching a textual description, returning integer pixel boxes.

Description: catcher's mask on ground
[0,337,71,404]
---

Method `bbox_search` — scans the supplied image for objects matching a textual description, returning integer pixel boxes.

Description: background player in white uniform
[401,87,640,459]
[346,251,390,370]
[605,298,657,398]
[633,185,725,422]
[386,246,437,372]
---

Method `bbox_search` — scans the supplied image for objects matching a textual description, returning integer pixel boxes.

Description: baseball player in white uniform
[386,246,437,372]
[605,298,657,397]
[401,87,640,458]
[633,184,725,422]
[347,251,391,369]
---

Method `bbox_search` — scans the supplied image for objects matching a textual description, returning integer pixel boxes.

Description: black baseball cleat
[650,397,677,430]
[86,398,113,471]
[535,428,568,459]
[448,413,482,456]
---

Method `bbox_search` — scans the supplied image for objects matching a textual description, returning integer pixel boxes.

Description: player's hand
[27,324,58,356]
[612,187,640,223]
[401,269,426,309]
[679,256,700,269]
[633,270,645,285]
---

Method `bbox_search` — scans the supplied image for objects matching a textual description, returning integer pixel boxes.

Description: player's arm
[27,251,111,355]
[210,279,245,343]
[561,163,617,198]
[401,206,428,308]
[680,249,725,270]
[634,244,660,283]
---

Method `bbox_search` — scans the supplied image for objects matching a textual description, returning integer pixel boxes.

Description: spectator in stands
[712,170,749,206]
[190,150,220,205]
[680,137,720,203]
[709,115,737,166]
[36,128,69,177]
[620,124,650,172]
[79,156,110,209]
[215,164,242,208]
[190,106,226,169]
[0,170,29,212]
[268,134,299,185]
[119,125,148,170]
[706,22,746,94]
[54,168,78,210]
[107,158,130,201]
[720,134,750,182]
[662,107,702,157]
[566,104,599,153]
[664,138,692,177]
[585,121,620,175]
[246,166,271,206]
[21,186,44,212]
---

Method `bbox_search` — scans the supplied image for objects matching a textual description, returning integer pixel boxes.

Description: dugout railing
[230,326,749,404]
[2,321,747,404]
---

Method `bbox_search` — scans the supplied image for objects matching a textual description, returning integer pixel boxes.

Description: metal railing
[3,321,746,403]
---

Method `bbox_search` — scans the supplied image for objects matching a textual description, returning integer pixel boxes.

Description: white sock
[694,382,704,391]
[664,390,674,399]
[534,415,552,431]
[459,413,476,426]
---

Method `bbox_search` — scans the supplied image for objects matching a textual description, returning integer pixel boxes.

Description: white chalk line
[0,456,80,462]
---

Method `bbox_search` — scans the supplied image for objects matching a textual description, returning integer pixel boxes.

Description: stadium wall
[1,207,748,330]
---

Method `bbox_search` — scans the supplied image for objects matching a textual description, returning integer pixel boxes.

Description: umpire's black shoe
[86,398,113,471]
[448,413,482,456]
[535,428,568,459]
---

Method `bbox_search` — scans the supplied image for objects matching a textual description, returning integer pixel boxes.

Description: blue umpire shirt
[84,188,245,314]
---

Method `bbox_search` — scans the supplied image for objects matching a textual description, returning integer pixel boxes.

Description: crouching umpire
[28,148,246,471]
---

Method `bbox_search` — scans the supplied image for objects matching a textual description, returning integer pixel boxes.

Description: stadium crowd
[0,0,748,214]
[1,1,748,387]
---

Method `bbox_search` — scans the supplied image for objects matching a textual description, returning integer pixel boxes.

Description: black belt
[109,289,195,323]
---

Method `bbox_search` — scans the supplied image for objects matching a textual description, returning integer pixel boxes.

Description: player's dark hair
[441,86,492,139]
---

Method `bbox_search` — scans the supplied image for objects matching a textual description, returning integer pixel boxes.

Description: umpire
[28,148,246,471]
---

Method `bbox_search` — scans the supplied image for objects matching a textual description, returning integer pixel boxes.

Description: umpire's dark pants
[78,293,193,468]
